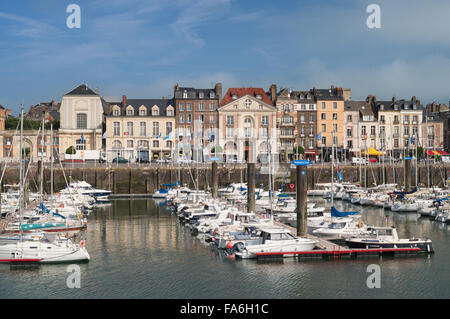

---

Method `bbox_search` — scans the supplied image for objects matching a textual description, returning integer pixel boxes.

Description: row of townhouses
[0,83,448,163]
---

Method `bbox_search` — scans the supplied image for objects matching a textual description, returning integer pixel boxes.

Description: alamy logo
[66,4,81,29]
[366,264,381,288]
[66,264,81,288]
[366,4,381,29]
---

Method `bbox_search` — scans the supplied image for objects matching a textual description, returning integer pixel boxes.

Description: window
[394,139,399,148]
[309,104,314,110]
[210,102,215,111]
[179,115,184,123]
[167,109,173,116]
[226,116,234,126]
[309,127,314,135]
[262,116,269,125]
[347,128,352,137]
[309,115,314,122]
[380,115,385,123]
[183,90,187,98]
[321,102,326,109]
[113,109,120,116]
[199,103,204,111]
[76,139,86,151]
[300,126,305,135]
[333,136,338,146]
[210,115,215,123]
[127,122,134,136]
[261,127,268,137]
[179,103,184,111]
[138,140,149,149]
[347,115,352,122]
[199,92,204,98]
[322,124,326,132]
[244,127,252,138]
[153,140,159,148]
[322,137,326,145]
[347,140,353,149]
[244,99,252,108]
[333,113,337,120]
[413,115,418,123]
[333,102,337,109]
[301,104,306,110]
[153,122,159,137]
[113,122,120,136]
[140,109,146,116]
[152,109,159,116]
[127,109,134,116]
[226,127,234,138]
[371,126,375,136]
[404,126,409,136]
[200,114,204,123]
[140,122,146,136]
[309,139,314,148]
[127,140,133,148]
[187,103,192,111]
[333,124,337,133]
[361,126,366,136]
[166,122,172,135]
[210,92,215,98]
[187,114,192,123]
[321,113,326,120]
[76,113,87,129]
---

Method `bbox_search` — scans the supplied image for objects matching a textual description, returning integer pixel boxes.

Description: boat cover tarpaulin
[362,147,383,156]
[331,206,359,217]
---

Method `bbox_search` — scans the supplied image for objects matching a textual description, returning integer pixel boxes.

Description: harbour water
[1,198,449,299]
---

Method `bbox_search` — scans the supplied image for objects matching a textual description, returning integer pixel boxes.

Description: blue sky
[1,0,450,114]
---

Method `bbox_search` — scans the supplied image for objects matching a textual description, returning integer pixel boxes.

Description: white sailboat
[0,109,90,263]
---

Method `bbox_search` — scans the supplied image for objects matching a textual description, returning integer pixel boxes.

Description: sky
[1,0,450,115]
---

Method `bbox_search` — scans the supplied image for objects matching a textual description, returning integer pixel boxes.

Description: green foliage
[5,117,60,131]
[66,146,76,155]
[293,146,305,155]
[417,146,424,158]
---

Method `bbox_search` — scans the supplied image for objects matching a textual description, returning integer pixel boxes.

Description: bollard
[296,165,308,237]
[404,157,412,191]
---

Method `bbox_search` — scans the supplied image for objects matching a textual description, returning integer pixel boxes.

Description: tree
[293,146,305,155]
[417,146,424,159]
[66,146,76,154]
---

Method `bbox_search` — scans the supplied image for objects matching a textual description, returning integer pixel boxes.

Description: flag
[316,132,322,141]
[81,133,85,142]
[410,136,414,145]
[156,132,162,139]
[209,134,215,142]
[163,133,170,140]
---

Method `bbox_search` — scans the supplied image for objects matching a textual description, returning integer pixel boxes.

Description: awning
[362,147,383,156]
[305,149,318,155]
[426,150,449,156]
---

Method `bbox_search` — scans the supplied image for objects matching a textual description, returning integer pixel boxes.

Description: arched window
[76,113,87,129]
[112,140,122,149]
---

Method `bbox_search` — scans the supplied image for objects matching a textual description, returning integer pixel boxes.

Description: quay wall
[0,164,448,194]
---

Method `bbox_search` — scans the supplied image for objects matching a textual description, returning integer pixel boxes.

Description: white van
[352,157,366,165]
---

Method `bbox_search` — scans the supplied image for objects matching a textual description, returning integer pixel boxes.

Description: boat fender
[227,241,233,249]
[79,240,86,247]
[358,221,364,228]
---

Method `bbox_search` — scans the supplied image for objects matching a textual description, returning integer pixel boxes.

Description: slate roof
[174,87,218,100]
[311,88,344,100]
[109,99,175,117]
[65,84,98,96]
[277,88,315,103]
[220,88,273,106]
[344,100,366,112]
[376,99,423,111]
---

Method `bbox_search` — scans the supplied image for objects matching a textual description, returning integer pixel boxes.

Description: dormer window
[152,109,159,116]
[113,109,120,116]
[256,94,262,99]
[167,109,173,116]
[199,92,204,98]
[232,94,238,99]
[127,109,134,116]
[210,92,215,98]
[183,90,188,98]
[140,109,146,116]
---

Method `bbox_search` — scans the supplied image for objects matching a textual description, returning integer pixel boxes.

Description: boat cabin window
[329,222,346,229]
[376,229,392,236]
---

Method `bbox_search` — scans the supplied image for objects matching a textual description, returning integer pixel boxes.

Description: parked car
[112,157,128,163]
[368,158,378,163]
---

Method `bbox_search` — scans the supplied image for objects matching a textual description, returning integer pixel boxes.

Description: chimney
[215,83,222,102]
[270,84,277,104]
[174,83,179,95]
[95,87,99,95]
[122,95,127,109]
[312,87,317,96]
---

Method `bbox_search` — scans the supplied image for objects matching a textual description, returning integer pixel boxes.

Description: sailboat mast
[40,117,44,200]
[51,124,54,197]
[19,108,24,242]
[426,115,430,188]
[331,130,334,206]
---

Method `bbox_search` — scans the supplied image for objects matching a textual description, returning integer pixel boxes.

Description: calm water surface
[1,198,449,299]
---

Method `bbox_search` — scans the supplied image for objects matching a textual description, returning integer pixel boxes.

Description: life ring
[79,240,86,247]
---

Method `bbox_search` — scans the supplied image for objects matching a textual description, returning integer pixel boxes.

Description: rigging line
[0,119,21,186]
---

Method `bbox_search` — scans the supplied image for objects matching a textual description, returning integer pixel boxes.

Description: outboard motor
[225,242,245,256]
